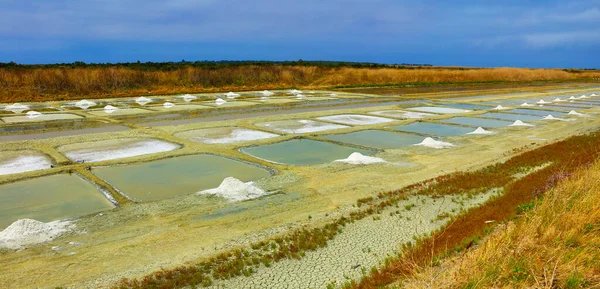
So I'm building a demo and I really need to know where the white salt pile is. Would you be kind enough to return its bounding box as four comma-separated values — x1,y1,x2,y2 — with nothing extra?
75,100,96,110
509,120,534,127
261,90,274,96
334,152,386,165
25,111,42,118
543,114,570,121
135,96,152,106
289,89,302,95
215,98,227,105
0,219,74,250
0,155,52,175
182,94,197,102
568,110,588,117
163,102,175,108
493,105,507,110
467,127,495,135
104,105,118,113
537,99,550,104
4,103,30,113
569,96,577,100
579,95,588,99
591,93,597,97
414,137,454,149
553,98,566,102
296,94,305,99
226,92,240,99
197,177,267,202
330,93,337,97
520,102,533,107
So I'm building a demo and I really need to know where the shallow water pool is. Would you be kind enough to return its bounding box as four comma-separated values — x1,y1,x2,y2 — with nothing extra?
93,154,271,202
174,127,278,144
507,109,566,116
1,113,83,124
241,139,374,165
407,106,471,114
479,112,542,122
0,174,114,229
441,117,512,128
323,130,424,149
390,122,473,136
436,103,494,111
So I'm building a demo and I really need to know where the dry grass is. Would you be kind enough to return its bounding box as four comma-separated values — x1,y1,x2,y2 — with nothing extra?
399,160,600,289
1,66,599,102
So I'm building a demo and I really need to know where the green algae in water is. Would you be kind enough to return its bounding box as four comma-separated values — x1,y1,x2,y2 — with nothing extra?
323,130,423,149
0,174,114,229
441,117,512,128
391,122,473,136
241,139,375,165
93,154,271,202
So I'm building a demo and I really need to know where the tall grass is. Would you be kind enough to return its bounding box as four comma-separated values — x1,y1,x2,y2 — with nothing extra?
1,66,598,102
400,160,600,289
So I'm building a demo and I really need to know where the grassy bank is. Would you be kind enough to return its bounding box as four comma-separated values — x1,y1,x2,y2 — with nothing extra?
399,160,600,289
1,64,599,102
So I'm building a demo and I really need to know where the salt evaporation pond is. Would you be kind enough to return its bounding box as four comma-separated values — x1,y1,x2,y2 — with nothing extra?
174,127,279,144
436,103,494,110
390,122,473,136
316,114,396,125
255,120,348,134
1,113,83,124
441,117,512,128
87,108,152,116
0,174,114,229
507,109,566,116
479,112,542,122
241,139,374,165
369,110,436,119
0,150,52,175
407,106,471,114
93,155,270,201
59,138,180,163
323,130,423,149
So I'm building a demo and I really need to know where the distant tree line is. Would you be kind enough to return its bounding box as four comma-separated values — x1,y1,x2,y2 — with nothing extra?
0,60,434,71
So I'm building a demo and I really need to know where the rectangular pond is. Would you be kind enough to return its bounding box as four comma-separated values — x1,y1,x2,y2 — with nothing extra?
174,127,278,144
93,154,271,202
255,119,349,134
0,174,114,229
478,112,542,122
316,114,396,125
323,130,424,149
507,109,566,116
441,117,513,128
407,106,471,114
390,122,474,136
436,103,494,111
1,113,83,124
241,139,375,165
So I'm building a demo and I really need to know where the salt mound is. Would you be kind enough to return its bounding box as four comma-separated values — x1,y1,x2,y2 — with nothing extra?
289,89,302,95
568,110,587,117
135,96,151,105
537,99,550,104
26,111,42,118
569,96,577,100
591,93,597,97
467,127,495,135
296,94,305,99
579,95,588,99
553,98,566,102
493,105,507,110
330,93,337,97
75,100,96,109
261,90,274,96
215,98,226,105
4,103,30,113
163,102,175,108
182,94,197,102
226,92,240,99
414,137,454,149
104,105,118,113
197,177,267,202
543,114,571,121
509,120,534,127
520,102,533,107
0,219,74,250
334,152,386,165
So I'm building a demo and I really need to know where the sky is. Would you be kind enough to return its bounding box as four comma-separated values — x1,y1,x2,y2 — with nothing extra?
0,0,599,67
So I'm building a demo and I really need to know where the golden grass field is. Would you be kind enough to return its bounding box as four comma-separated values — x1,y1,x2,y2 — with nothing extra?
1,65,599,102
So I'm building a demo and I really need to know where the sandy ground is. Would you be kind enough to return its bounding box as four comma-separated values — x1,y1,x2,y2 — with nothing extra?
0,85,598,288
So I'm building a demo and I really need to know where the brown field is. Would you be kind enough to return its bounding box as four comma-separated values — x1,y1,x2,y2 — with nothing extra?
1,65,599,102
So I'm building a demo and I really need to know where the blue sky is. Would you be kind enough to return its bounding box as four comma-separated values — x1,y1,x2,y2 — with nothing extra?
0,0,599,67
